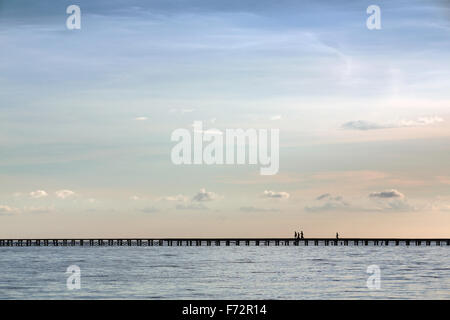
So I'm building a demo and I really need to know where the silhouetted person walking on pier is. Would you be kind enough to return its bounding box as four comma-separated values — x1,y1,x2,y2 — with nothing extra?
300,231,304,239
336,232,339,239
294,231,297,239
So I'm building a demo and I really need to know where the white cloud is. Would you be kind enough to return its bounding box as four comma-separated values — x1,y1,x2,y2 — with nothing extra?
30,190,48,199
192,188,219,202
130,195,140,200
368,190,415,211
263,190,290,199
369,189,404,199
55,189,75,199
134,116,148,121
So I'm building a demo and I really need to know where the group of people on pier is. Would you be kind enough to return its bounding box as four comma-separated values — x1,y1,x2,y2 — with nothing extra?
294,231,304,239
294,232,340,239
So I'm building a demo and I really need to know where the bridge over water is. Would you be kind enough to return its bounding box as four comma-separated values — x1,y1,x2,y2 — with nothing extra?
1,238,449,247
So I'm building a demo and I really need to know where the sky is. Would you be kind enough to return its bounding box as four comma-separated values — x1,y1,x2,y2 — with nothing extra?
0,0,449,238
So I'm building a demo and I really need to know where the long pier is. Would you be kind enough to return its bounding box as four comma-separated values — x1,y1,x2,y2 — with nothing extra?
0,238,449,247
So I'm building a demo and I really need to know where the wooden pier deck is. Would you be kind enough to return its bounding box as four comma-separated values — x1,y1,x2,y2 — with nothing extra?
0,238,449,247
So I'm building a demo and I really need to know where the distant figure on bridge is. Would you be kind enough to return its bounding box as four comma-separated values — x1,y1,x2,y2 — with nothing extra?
294,231,298,239
300,231,304,239
336,232,339,239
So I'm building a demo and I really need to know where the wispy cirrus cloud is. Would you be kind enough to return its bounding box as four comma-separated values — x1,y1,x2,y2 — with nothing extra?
23,206,54,214
240,206,280,213
0,205,19,215
342,116,444,131
141,207,160,213
176,203,208,210
270,115,282,121
305,194,349,212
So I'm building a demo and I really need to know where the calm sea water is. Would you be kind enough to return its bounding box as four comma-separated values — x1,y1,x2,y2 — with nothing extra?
0,246,449,299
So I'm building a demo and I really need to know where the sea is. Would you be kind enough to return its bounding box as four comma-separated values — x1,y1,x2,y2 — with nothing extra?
1,246,449,299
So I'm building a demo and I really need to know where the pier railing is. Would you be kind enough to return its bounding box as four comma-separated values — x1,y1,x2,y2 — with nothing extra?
0,238,449,247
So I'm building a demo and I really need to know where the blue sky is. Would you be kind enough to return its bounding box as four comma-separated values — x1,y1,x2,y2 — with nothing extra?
0,0,449,237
